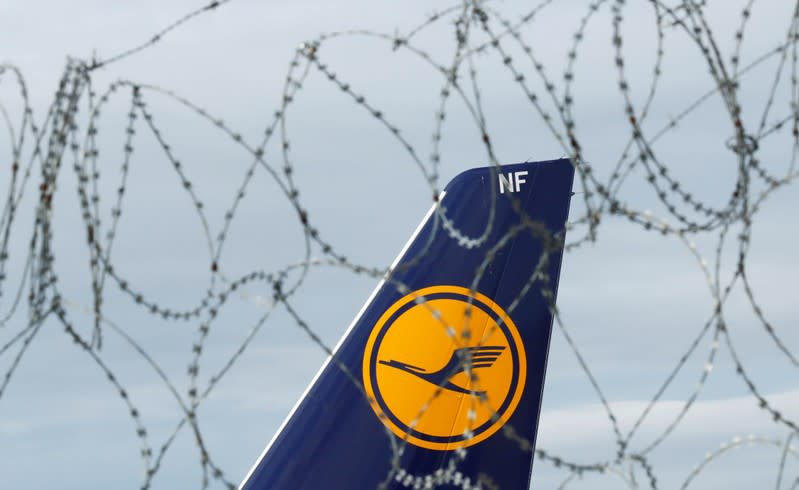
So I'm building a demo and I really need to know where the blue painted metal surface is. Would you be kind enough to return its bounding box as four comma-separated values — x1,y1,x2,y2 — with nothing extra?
240,159,574,490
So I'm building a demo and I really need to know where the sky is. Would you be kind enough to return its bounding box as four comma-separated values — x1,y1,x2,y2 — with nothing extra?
0,0,798,489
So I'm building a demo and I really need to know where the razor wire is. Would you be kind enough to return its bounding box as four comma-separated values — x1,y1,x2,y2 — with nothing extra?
1,0,798,488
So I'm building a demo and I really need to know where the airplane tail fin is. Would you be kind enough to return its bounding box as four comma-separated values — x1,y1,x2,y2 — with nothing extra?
240,159,574,489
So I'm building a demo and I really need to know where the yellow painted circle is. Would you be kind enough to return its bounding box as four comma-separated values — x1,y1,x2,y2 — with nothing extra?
363,285,527,450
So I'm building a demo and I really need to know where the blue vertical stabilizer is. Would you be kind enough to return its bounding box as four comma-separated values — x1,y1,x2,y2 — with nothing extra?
240,159,574,489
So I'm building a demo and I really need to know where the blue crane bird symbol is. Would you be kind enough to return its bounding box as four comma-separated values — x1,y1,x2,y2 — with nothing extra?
378,346,505,396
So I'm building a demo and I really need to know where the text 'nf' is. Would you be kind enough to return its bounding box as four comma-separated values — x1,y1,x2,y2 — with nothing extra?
498,171,528,194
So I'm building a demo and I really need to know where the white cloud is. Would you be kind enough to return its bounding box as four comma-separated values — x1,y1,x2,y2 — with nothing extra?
535,389,799,488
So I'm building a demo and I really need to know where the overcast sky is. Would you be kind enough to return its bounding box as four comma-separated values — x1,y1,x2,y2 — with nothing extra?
1,1,798,489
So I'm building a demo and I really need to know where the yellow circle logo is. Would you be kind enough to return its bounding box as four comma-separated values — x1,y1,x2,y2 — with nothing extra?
363,285,527,450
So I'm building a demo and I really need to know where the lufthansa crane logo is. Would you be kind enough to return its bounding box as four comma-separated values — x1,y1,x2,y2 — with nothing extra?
363,285,527,451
